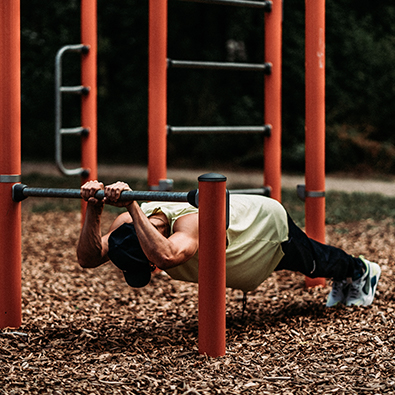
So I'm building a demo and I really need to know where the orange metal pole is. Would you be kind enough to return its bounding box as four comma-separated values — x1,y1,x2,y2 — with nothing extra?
0,0,22,328
305,0,326,287
264,0,282,202
148,0,167,190
198,173,227,357
81,0,97,217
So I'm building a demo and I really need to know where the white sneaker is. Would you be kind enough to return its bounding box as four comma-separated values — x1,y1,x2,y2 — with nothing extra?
346,257,381,307
326,279,349,307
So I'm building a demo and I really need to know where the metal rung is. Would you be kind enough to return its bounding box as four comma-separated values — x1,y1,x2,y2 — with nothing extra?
168,59,271,73
230,187,271,197
60,86,90,95
177,0,272,10
168,125,271,135
60,127,89,136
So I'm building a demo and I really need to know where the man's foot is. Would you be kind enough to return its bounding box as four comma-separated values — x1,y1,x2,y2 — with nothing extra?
326,279,349,307
346,257,381,307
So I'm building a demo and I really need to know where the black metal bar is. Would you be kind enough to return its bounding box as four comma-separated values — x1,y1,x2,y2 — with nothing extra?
60,86,90,95
167,125,271,136
176,0,272,10
230,187,271,197
60,127,90,136
12,184,272,206
168,59,271,73
12,184,198,207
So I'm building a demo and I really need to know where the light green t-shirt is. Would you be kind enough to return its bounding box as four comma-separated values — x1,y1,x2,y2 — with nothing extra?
141,194,289,292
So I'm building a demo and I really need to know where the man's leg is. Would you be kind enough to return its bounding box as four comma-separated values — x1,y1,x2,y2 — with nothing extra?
275,213,364,281
276,213,380,307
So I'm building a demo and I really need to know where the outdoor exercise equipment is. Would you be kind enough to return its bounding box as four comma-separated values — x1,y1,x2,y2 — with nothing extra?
304,0,326,287
148,0,326,287
11,183,266,206
0,0,97,328
0,0,327,352
148,0,281,202
11,174,229,357
0,0,22,330
12,184,199,206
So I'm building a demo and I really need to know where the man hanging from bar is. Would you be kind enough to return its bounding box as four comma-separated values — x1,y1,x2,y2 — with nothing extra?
77,180,381,307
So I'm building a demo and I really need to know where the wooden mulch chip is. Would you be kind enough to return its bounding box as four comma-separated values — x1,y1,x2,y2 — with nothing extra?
1,211,395,394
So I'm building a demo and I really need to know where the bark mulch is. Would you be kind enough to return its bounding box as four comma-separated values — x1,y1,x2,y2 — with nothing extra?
1,210,395,394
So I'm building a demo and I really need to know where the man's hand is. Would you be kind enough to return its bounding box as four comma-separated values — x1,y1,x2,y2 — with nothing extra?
103,181,133,207
81,180,105,207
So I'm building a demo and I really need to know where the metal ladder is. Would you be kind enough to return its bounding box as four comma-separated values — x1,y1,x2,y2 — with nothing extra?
54,44,90,177
167,0,273,138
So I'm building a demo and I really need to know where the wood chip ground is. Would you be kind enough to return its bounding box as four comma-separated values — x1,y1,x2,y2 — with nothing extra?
1,210,395,394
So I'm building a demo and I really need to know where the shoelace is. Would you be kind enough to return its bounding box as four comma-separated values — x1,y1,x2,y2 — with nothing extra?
331,280,348,296
348,278,363,299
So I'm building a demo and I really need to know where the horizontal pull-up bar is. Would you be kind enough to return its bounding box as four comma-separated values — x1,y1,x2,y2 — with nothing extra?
177,0,272,10
168,59,272,73
167,125,272,135
12,184,271,207
12,184,199,208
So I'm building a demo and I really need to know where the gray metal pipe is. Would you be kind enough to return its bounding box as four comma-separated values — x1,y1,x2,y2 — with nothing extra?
177,0,272,10
12,184,270,205
168,59,271,73
167,125,271,135
12,184,198,207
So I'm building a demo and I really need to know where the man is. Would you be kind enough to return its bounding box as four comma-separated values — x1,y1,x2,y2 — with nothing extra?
77,180,381,307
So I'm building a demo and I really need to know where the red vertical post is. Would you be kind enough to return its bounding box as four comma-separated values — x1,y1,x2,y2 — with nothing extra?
81,0,97,217
305,0,326,287
148,0,167,190
198,173,227,357
0,0,22,328
264,0,282,202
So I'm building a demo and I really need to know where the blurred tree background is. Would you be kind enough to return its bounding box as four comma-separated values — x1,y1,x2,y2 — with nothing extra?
20,0,395,173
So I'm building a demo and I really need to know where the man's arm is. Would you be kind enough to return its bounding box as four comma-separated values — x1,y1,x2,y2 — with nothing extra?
76,181,106,268
102,181,199,270
77,180,199,270
77,180,122,268
127,201,198,270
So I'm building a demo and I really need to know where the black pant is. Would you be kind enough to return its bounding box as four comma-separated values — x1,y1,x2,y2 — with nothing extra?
276,213,364,281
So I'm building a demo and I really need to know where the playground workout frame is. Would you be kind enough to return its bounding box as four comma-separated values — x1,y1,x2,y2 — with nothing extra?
148,0,326,286
12,175,229,358
0,0,326,356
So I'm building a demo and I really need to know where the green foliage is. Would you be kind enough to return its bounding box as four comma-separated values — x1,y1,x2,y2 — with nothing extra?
19,1,395,172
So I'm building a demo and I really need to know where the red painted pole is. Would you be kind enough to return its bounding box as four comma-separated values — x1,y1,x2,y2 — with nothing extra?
81,0,97,218
198,173,227,357
0,0,22,328
264,0,282,202
148,0,167,190
305,0,326,288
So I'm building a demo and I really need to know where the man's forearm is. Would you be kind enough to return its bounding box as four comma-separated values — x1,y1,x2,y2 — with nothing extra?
77,204,105,268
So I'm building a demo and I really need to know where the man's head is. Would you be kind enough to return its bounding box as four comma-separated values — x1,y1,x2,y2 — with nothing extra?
108,223,154,287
